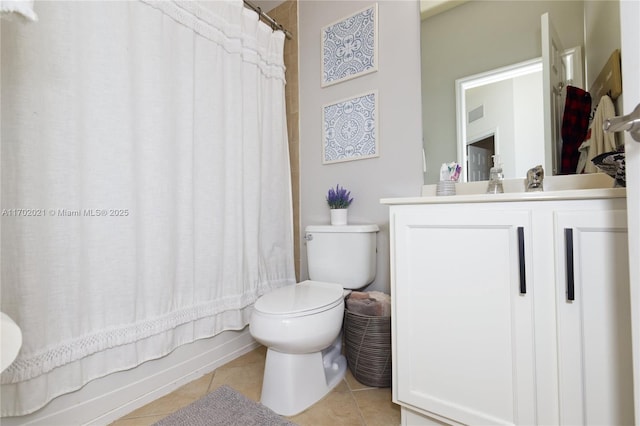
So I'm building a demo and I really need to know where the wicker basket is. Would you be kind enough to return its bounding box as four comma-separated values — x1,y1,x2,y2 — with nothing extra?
343,309,392,388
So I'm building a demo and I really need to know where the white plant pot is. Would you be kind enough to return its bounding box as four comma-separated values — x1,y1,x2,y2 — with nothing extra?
330,209,348,226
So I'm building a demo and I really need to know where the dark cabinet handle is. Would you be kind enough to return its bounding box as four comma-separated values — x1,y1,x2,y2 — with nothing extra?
518,227,526,294
565,228,575,301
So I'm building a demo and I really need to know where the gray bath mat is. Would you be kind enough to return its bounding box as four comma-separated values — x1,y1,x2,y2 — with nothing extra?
153,385,297,426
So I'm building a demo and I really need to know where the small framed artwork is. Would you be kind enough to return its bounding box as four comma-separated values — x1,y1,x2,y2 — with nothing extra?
323,91,378,164
321,4,378,87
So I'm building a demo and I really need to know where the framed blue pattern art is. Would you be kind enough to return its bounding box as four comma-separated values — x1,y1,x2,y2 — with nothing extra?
321,4,378,87
323,91,378,164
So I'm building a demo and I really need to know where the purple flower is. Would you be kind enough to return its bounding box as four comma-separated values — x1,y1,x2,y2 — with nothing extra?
326,184,354,209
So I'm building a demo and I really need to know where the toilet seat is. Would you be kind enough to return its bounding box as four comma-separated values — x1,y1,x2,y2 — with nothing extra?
254,280,344,317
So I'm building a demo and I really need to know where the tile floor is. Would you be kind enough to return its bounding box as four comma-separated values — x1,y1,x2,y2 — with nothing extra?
111,345,400,426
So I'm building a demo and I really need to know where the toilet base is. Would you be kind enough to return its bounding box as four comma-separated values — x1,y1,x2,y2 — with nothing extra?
260,336,347,416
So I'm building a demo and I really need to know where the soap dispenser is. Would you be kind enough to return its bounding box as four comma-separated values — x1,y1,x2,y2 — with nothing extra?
486,155,504,194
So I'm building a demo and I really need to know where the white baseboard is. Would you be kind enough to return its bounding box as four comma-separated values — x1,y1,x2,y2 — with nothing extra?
2,328,259,426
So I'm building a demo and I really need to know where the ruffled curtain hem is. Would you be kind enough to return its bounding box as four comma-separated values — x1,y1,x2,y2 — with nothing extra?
1,276,292,384
0,276,294,416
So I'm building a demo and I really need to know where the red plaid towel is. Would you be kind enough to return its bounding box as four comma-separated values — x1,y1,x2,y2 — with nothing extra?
560,86,592,174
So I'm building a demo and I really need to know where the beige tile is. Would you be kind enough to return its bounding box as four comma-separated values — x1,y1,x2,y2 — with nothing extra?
344,369,376,391
352,388,401,426
209,347,266,402
270,0,296,33
287,381,365,426
120,373,213,418
288,111,299,138
283,70,297,108
216,345,266,369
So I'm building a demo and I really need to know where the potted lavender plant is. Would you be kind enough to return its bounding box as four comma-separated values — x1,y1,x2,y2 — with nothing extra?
326,184,353,225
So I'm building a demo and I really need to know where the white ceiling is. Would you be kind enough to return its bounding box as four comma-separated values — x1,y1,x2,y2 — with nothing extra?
420,0,469,20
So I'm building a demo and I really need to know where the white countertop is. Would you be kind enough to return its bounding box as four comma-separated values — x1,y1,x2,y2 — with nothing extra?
381,174,626,205
381,187,626,205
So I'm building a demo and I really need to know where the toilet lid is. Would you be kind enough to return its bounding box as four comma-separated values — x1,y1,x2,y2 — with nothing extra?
255,280,344,316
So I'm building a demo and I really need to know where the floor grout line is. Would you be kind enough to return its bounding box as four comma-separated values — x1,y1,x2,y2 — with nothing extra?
350,386,369,426
206,370,216,393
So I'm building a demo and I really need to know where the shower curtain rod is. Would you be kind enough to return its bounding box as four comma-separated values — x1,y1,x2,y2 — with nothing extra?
243,0,293,40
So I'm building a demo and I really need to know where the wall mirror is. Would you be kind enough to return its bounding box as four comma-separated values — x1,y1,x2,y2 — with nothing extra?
420,0,621,184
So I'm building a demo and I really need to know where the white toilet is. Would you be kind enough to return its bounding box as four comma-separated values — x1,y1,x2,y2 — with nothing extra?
249,224,379,416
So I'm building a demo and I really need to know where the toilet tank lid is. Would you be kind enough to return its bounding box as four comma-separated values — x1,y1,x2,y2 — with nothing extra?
305,224,379,233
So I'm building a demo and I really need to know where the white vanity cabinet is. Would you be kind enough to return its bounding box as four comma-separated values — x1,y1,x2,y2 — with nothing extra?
553,209,634,425
392,206,536,425
384,191,632,426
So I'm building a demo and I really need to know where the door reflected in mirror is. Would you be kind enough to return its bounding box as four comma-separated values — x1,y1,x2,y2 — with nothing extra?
467,134,494,182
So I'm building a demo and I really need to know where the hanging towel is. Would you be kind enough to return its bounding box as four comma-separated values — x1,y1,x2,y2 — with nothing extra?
0,0,37,21
577,95,617,174
560,86,591,174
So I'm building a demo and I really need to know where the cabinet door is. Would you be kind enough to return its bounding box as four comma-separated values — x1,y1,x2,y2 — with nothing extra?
392,206,536,425
555,209,634,425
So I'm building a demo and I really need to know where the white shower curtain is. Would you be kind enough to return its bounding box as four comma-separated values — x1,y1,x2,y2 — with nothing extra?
0,0,295,416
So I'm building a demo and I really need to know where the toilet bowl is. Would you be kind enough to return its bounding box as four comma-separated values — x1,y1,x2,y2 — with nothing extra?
250,224,379,416
250,280,347,416
250,280,345,353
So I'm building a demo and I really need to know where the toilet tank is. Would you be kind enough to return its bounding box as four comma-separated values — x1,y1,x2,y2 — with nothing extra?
305,224,379,289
